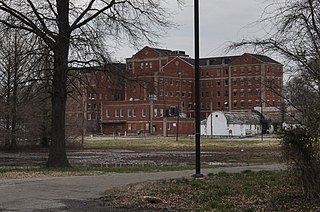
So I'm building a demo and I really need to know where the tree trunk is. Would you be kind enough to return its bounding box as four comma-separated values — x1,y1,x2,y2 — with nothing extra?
46,0,71,167
46,50,70,167
10,36,19,150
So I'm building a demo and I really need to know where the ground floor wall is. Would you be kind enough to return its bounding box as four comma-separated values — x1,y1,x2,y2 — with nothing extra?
101,118,194,136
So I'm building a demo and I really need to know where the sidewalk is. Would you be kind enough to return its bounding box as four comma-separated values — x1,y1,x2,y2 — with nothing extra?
0,164,285,211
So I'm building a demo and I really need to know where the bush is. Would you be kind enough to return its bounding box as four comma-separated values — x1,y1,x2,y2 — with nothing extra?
280,127,320,199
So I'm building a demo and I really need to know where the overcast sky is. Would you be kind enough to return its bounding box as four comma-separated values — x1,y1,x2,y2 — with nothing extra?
113,0,269,61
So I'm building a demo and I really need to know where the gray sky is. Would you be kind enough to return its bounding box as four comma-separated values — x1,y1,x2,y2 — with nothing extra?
113,0,269,61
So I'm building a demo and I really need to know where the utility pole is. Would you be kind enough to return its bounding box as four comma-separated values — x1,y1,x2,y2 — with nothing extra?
194,0,202,177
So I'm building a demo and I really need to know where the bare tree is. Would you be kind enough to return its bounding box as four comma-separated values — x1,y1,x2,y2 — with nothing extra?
0,26,44,150
230,0,320,199
0,0,178,167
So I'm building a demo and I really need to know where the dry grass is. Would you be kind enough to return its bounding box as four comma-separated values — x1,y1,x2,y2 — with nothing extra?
84,136,280,151
99,170,320,211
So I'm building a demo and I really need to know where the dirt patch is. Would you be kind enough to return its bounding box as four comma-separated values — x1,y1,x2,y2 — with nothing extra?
0,146,282,167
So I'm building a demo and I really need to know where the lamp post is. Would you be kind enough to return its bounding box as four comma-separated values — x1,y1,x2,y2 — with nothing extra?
194,0,202,177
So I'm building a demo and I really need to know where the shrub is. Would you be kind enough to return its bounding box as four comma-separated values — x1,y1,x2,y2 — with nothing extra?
280,127,320,199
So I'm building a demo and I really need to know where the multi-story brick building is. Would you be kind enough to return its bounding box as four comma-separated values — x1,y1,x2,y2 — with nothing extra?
66,46,283,136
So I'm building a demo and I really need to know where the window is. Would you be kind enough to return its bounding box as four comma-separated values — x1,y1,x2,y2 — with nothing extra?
240,78,244,86
206,102,210,109
217,102,221,108
120,109,123,117
240,101,245,108
88,93,96,99
115,109,119,117
248,66,252,74
153,108,157,117
224,90,229,97
217,81,220,87
92,112,96,120
217,91,220,97
233,79,237,85
232,67,237,75
256,89,260,96
128,124,132,130
87,113,91,120
150,62,153,68
255,77,260,84
240,89,245,97
248,89,252,97
233,101,237,108
188,92,192,98
248,100,253,108
142,109,146,117
233,90,237,97
160,109,164,117
132,109,136,117
225,79,228,86
106,109,110,118
159,90,163,96
255,100,261,107
140,63,144,69
240,67,245,75
255,66,260,74
188,102,192,109
128,109,132,117
182,80,186,85
87,103,91,110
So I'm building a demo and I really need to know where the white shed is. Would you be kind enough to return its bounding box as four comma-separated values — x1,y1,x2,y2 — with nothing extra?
201,111,262,137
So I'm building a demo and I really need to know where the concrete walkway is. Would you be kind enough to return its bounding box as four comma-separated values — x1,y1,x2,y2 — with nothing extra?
0,164,285,211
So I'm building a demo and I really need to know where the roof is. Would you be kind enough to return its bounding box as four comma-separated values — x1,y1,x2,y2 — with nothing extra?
178,53,280,67
248,54,281,64
224,112,261,125
152,48,175,56
200,56,239,66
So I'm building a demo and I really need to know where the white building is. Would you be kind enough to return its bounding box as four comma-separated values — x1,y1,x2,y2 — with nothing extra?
201,111,265,137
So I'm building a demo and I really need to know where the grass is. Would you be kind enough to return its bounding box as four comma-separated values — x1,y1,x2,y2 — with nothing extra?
83,136,279,151
100,170,320,211
0,165,217,179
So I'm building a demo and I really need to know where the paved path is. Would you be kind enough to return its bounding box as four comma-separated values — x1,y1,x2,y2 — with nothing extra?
0,164,285,211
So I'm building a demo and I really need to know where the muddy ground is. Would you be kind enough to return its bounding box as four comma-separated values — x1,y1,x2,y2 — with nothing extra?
0,146,282,167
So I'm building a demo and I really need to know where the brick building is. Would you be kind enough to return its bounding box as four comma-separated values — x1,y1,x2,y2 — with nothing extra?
66,46,283,136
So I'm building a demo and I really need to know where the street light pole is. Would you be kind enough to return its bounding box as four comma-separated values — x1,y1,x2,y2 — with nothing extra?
194,0,202,177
